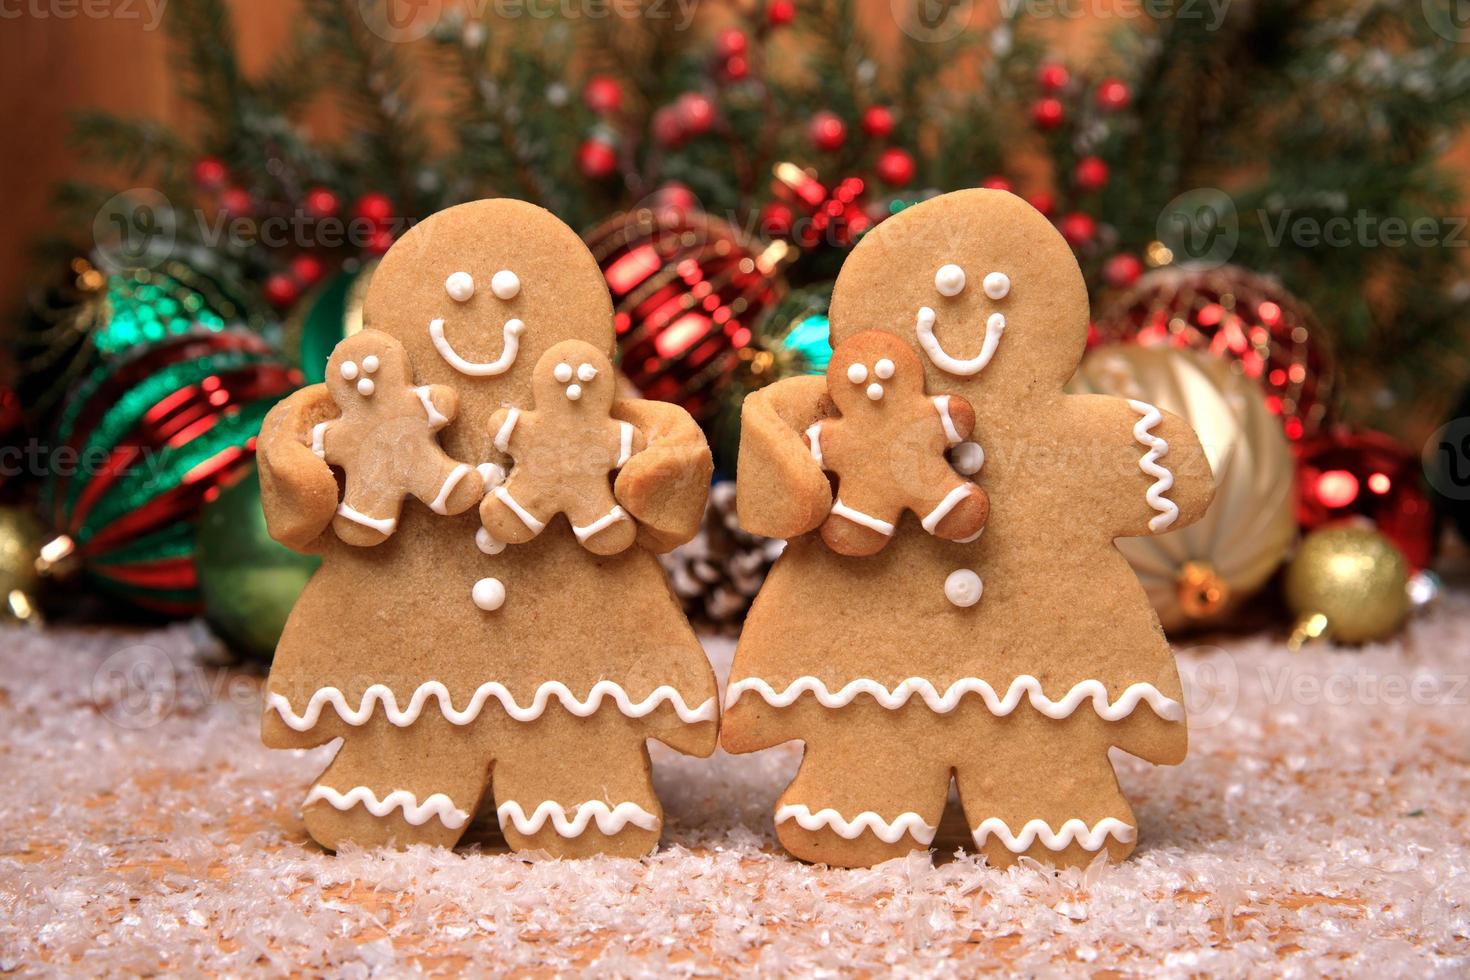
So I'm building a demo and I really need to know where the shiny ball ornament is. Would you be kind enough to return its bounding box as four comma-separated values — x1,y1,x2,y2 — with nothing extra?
583,75,623,114
861,105,895,139
1031,97,1064,130
1096,77,1131,111
1059,212,1096,247
1297,427,1435,570
876,147,916,187
675,93,716,136
577,138,619,180
38,331,300,615
1103,253,1144,289
1074,156,1109,192
767,0,795,25
1285,525,1410,646
809,111,847,152
196,464,319,660
1092,264,1333,441
1069,346,1296,633
0,506,46,624
280,259,376,385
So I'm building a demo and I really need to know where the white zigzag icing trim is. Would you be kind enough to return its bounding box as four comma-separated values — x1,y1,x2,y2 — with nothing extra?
304,785,469,829
972,817,1135,853
267,680,718,731
725,675,1183,722
498,800,660,838
1127,399,1179,532
776,804,937,845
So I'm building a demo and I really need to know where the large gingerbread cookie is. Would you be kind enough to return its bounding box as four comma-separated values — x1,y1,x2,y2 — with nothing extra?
724,189,1216,869
257,199,717,857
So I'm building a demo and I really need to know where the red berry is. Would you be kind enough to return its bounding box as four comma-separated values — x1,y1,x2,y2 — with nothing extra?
861,105,895,139
675,92,715,136
1059,212,1097,247
1026,191,1056,217
290,254,325,286
875,147,916,187
192,157,227,190
220,187,252,215
761,201,795,237
1096,77,1131,112
767,0,795,26
263,273,299,308
1037,63,1070,93
724,55,749,81
1073,156,1109,192
716,28,747,58
365,226,396,255
981,175,1013,192
809,111,846,152
354,193,395,225
1032,97,1064,130
652,106,684,147
1103,253,1143,289
583,75,623,114
304,187,339,219
577,138,619,180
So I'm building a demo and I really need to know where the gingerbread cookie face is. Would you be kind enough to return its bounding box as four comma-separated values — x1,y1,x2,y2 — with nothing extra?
806,331,988,556
725,189,1215,870
480,340,645,556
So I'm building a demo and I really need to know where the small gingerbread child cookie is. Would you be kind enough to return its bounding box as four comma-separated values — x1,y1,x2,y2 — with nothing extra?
316,331,484,546
480,340,646,556
805,331,989,556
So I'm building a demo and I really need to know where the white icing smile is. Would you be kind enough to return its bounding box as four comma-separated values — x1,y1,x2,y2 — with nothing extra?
915,306,1005,377
429,317,524,376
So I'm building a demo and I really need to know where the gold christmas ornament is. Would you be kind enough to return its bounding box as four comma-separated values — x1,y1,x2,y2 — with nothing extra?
1285,525,1410,647
0,506,47,624
1068,346,1296,632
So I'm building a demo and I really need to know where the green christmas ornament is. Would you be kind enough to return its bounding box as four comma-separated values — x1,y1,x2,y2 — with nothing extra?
196,464,319,660
281,260,376,384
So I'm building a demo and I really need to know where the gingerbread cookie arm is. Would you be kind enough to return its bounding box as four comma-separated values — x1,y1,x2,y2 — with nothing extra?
414,384,460,430
258,385,340,552
1066,394,1215,539
612,398,711,554
736,375,834,539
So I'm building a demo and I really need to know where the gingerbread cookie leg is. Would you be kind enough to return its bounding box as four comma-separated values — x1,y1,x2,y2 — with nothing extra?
955,711,1137,869
565,492,636,556
915,477,989,544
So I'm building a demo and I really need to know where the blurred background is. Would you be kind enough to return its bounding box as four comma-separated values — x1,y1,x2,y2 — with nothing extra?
1,0,1469,653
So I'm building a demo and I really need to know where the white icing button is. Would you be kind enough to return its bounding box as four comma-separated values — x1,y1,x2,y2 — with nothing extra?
983,272,1011,300
565,384,582,401
952,441,985,475
935,264,966,297
472,577,506,611
357,378,375,397
875,358,895,380
340,361,359,381
491,270,521,300
847,363,868,385
577,362,598,382
475,528,506,555
445,272,475,302
361,355,380,373
945,569,983,608
553,363,574,383
866,383,885,401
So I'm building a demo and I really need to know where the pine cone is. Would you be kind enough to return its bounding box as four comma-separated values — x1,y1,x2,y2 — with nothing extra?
660,481,784,634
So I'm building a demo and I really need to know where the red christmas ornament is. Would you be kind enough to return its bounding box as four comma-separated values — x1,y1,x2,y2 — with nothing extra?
652,107,684,147
770,162,871,248
676,92,716,136
304,187,340,219
861,105,895,139
584,190,790,420
1096,77,1131,112
1031,98,1064,130
724,55,749,81
1102,253,1143,289
583,75,623,114
1074,156,1109,192
354,193,395,225
760,201,795,237
1296,427,1435,569
875,148,916,187
1037,62,1070,92
1091,265,1334,441
263,273,300,308
716,28,747,57
192,157,228,190
577,138,619,179
981,175,1013,192
220,187,252,216
1026,191,1056,217
290,254,325,287
809,111,847,152
767,0,795,26
365,226,396,255
1059,212,1096,246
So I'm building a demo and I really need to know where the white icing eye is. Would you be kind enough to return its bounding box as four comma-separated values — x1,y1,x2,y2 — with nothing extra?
935,264,966,297
866,383,884,401
565,384,583,401
472,577,506,611
553,363,574,383
983,272,1010,300
874,358,895,380
491,270,521,300
340,361,359,381
362,355,380,374
577,363,598,382
945,568,983,607
357,378,375,397
847,363,869,384
445,272,475,302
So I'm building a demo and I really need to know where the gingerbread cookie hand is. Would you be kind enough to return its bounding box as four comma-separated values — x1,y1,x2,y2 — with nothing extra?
806,331,989,556
317,330,485,547
479,340,644,556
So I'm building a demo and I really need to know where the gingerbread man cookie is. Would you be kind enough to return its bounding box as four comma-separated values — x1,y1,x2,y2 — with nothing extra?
724,189,1215,869
313,332,485,546
480,341,645,557
805,331,988,556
